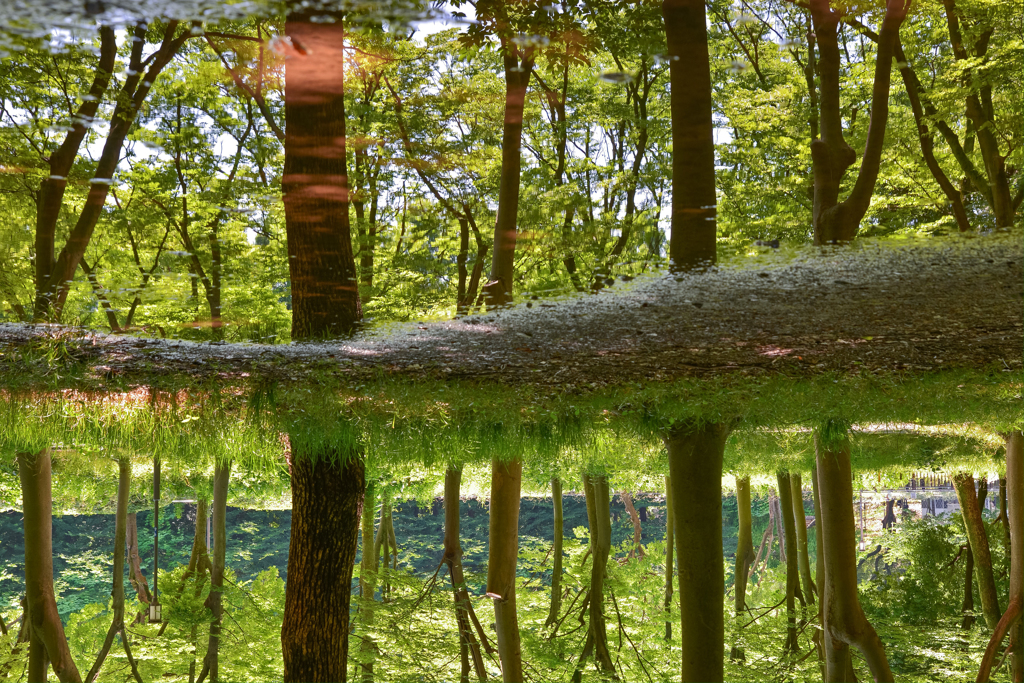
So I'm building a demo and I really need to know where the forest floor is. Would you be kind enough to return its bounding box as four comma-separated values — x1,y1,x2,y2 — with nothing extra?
1,234,1020,392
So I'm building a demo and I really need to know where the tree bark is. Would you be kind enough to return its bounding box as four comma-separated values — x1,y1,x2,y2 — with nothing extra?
1005,433,1022,682
620,490,644,558
962,538,977,630
664,474,675,641
790,473,817,605
282,11,361,338
19,448,82,682
203,460,231,683
808,0,909,244
487,458,523,682
359,482,377,683
545,477,564,627
578,474,614,675
663,0,718,270
125,513,151,608
777,471,802,652
815,428,893,682
664,421,731,682
734,476,754,614
812,464,827,678
486,42,534,307
282,449,365,682
953,473,1002,630
444,466,486,683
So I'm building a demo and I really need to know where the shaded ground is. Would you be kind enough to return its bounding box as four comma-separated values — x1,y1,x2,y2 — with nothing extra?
1,236,1020,391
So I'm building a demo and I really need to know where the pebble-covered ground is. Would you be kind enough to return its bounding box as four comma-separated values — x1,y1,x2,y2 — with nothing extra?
1,235,1021,390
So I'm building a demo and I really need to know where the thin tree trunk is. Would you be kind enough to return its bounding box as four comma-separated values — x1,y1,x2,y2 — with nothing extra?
487,457,523,683
734,477,754,614
962,539,977,630
664,421,732,683
545,477,564,628
953,473,1002,630
664,474,674,641
777,471,802,652
282,11,361,338
125,513,151,607
790,473,817,605
203,461,231,683
663,0,718,270
282,448,365,682
85,458,141,683
620,490,644,558
811,464,827,679
815,427,893,682
359,482,377,683
444,466,486,683
19,448,82,682
578,474,614,675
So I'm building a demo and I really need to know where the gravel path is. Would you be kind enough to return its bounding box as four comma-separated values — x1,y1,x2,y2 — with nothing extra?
1,236,1021,390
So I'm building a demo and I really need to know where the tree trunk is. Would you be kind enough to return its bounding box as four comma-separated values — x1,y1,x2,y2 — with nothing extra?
1008,433,1023,683
664,421,731,682
808,0,909,244
790,473,817,605
545,477,564,628
777,471,802,652
19,448,82,682
664,474,675,641
734,477,754,614
359,482,377,683
487,457,523,683
952,473,1002,630
282,450,365,682
577,474,614,675
962,540,977,630
486,45,534,307
815,428,893,682
203,460,231,683
620,490,644,558
282,11,361,338
85,458,141,683
444,466,486,683
662,0,718,270
812,464,827,678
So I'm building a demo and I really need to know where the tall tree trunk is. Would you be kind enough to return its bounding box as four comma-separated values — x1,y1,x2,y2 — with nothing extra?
777,471,802,653
545,477,564,628
790,473,817,605
85,458,141,683
19,448,82,682
1007,433,1022,682
486,44,534,307
815,427,893,682
734,477,754,614
577,474,614,675
952,473,1002,630
620,490,644,558
203,461,231,683
444,467,486,683
811,464,827,678
125,511,151,621
664,474,675,641
663,0,718,270
962,537,977,630
282,11,361,338
664,421,731,683
487,457,523,683
282,449,365,682
808,0,909,244
359,482,377,683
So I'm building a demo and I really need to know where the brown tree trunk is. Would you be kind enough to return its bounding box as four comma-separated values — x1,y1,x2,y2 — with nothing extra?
734,477,754,615
962,541,977,630
664,421,732,682
953,473,1002,630
777,471,803,652
282,450,365,682
444,467,486,683
664,474,675,641
812,464,827,678
790,473,817,605
545,477,564,628
815,428,893,682
620,490,644,558
85,458,141,683
203,461,231,683
282,11,361,338
577,474,614,676
808,0,909,244
663,0,718,270
359,482,377,683
486,43,535,307
487,458,523,682
19,448,82,682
